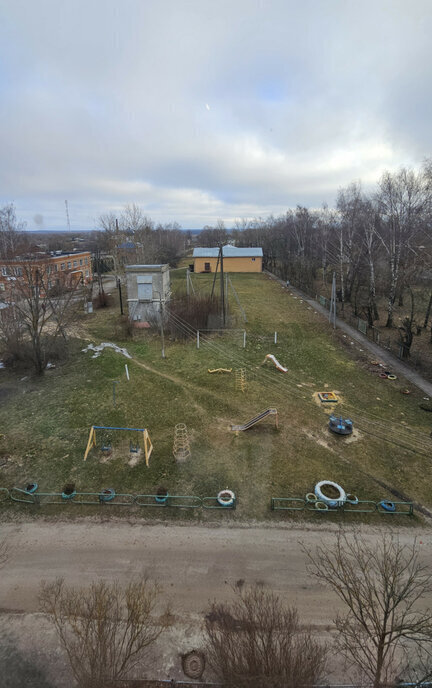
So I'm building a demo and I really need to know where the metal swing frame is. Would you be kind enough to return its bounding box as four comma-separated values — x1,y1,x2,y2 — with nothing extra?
84,425,153,466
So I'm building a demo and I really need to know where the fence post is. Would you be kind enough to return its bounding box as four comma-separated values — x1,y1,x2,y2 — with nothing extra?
274,331,277,344
197,331,200,349
243,330,246,348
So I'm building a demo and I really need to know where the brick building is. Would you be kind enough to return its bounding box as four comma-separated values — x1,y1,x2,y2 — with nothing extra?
0,251,92,295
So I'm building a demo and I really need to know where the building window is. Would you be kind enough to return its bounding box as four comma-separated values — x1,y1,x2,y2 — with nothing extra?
67,261,71,269
61,263,65,271
79,259,83,266
252,257,256,261
85,257,88,265
85,270,89,277
14,267,23,276
73,260,78,268
1,267,7,276
54,264,58,272
204,262,211,272
0,283,5,291
48,280,52,289
47,265,52,274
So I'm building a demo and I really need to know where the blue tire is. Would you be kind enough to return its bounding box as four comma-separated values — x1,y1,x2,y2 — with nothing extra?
99,488,116,502
62,490,76,500
379,500,395,512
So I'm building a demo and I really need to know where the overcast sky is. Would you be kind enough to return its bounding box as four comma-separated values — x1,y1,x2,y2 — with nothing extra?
1,0,431,230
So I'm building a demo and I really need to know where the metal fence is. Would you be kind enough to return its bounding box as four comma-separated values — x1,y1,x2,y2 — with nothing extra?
271,497,414,516
7,488,236,511
315,292,426,368
111,679,432,687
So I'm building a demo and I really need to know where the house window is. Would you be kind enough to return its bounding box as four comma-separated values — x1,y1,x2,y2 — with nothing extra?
48,280,52,289
14,267,23,276
1,267,7,276
252,257,256,261
67,261,71,269
204,262,211,272
85,257,88,265
73,260,78,268
54,264,58,272
0,283,5,291
85,270,89,277
79,259,83,266
47,265,52,274
61,263,65,271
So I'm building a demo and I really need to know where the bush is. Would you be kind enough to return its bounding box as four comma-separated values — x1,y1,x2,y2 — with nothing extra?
93,292,114,309
167,293,230,338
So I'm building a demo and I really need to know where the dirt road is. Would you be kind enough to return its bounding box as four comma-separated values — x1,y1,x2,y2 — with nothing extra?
1,520,431,685
1,520,431,618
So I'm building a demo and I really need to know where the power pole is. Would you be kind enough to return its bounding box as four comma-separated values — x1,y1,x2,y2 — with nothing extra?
220,245,225,327
329,271,336,328
156,291,166,358
117,277,124,315
65,200,71,232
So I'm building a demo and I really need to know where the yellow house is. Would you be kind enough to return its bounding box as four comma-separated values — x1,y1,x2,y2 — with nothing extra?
193,246,263,273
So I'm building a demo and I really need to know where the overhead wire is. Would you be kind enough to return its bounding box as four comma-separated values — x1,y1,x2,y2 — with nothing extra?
165,307,432,457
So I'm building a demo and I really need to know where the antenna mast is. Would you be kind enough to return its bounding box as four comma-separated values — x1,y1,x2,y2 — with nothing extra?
65,200,71,232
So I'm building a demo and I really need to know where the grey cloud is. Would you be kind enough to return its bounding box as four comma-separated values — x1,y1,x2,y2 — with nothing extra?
0,0,431,228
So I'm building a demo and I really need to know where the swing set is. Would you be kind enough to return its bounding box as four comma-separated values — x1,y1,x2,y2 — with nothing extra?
84,425,153,466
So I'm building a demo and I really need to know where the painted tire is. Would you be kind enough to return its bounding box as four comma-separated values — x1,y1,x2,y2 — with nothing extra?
379,373,388,378
379,500,395,512
155,494,168,504
305,492,317,503
61,490,76,500
314,480,346,508
217,489,235,507
25,482,38,494
387,375,397,380
99,488,116,502
315,501,328,511
346,493,359,505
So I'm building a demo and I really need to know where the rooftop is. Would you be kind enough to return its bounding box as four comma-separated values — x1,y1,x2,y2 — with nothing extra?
193,245,263,258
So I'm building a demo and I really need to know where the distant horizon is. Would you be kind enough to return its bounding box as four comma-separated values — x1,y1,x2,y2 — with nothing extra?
22,227,204,234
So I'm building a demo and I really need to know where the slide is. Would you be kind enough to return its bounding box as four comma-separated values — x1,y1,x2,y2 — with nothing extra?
263,353,288,373
231,407,278,432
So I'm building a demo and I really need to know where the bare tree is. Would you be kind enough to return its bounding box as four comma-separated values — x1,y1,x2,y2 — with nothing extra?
375,167,432,327
305,532,432,688
204,584,327,688
0,203,26,259
39,576,171,688
0,260,81,373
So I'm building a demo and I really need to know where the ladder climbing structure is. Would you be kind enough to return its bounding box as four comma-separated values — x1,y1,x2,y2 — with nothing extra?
231,407,278,432
173,423,191,463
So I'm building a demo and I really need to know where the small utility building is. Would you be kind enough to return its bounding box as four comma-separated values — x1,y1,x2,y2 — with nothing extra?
193,245,263,273
125,264,170,323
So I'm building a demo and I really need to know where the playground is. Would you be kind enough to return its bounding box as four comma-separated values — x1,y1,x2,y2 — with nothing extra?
0,271,431,521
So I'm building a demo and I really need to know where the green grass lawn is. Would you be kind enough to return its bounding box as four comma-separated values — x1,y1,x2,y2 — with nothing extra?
0,271,430,523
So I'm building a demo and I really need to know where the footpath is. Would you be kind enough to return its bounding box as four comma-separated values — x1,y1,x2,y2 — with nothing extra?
266,271,432,398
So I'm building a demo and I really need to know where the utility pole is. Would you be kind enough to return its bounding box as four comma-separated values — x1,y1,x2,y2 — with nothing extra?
65,200,71,232
117,277,124,315
155,291,166,358
329,271,336,328
220,245,225,327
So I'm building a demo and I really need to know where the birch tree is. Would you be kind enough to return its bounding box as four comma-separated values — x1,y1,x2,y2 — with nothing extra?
375,167,432,327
